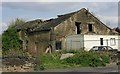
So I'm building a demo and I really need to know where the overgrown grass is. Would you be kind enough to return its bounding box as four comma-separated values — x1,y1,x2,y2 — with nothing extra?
36,50,111,70
38,52,72,70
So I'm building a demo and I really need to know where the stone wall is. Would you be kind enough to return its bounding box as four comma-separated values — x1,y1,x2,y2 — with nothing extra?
18,8,112,55
54,9,111,40
26,31,51,56
74,9,111,35
54,9,111,50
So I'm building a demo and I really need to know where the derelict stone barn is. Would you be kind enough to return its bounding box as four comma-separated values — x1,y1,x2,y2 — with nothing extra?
17,8,115,56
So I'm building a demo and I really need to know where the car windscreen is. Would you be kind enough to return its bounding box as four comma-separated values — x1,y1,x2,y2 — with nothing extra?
91,47,98,50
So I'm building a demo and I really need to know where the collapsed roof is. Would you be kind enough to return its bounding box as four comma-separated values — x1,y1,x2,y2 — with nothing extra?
17,8,111,32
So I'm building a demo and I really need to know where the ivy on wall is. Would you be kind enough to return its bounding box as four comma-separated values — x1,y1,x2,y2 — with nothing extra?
2,18,25,51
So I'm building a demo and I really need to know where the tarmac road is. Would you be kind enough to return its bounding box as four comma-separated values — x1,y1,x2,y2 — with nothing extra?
39,63,119,74
1,63,120,74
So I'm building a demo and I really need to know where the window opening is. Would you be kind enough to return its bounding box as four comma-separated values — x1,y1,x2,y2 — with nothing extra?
75,22,81,34
88,24,93,32
100,38,103,45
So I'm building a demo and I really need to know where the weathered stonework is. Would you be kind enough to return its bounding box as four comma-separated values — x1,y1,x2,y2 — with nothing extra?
17,8,115,56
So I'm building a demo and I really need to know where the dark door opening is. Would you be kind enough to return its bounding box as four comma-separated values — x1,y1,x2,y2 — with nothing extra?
75,22,81,34
56,41,62,50
100,38,103,45
88,24,93,32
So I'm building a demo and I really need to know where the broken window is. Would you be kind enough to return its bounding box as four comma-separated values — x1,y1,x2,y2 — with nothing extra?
56,41,62,50
75,22,81,34
88,24,93,32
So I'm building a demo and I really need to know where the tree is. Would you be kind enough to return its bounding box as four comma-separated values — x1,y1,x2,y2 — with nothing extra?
9,18,25,28
2,18,25,51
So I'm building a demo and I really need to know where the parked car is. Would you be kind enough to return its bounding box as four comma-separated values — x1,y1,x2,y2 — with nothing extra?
90,46,118,62
89,46,118,54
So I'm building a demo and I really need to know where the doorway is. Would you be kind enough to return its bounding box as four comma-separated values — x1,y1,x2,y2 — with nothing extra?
56,41,62,50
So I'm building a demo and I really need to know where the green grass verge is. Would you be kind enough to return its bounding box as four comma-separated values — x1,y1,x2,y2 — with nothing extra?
36,50,111,70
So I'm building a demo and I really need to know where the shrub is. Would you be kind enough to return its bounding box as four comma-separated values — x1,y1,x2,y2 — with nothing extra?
2,18,25,51
62,51,110,67
36,50,111,70
2,28,22,51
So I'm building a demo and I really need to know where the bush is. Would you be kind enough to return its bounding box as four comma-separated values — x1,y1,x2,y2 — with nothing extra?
36,50,111,70
2,18,25,51
2,28,22,51
62,51,110,67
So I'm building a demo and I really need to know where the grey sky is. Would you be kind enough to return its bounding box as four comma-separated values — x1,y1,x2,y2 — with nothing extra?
1,2,119,34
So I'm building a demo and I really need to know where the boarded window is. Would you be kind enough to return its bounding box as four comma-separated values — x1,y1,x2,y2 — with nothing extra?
100,38,103,45
75,22,81,34
110,38,116,46
88,24,93,32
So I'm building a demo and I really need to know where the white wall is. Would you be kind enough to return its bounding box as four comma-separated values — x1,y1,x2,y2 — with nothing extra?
84,35,120,51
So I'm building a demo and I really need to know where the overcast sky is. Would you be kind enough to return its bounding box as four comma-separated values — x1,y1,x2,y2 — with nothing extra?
0,0,119,34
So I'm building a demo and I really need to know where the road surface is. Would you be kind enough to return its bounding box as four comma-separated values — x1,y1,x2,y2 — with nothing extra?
39,63,119,73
